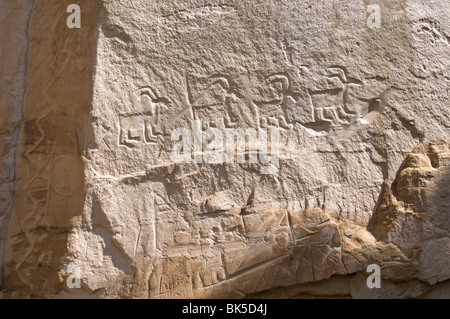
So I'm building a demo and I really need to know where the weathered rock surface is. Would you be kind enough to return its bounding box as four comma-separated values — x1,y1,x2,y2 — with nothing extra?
0,0,449,298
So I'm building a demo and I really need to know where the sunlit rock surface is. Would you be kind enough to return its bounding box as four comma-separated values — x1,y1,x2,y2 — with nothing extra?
0,0,449,298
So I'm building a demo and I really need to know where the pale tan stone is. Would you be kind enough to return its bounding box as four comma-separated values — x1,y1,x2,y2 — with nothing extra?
0,0,449,299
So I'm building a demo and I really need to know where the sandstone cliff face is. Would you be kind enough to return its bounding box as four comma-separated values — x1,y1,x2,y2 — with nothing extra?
0,0,449,298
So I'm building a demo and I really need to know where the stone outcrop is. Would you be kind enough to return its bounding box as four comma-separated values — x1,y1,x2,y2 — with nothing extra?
0,0,449,298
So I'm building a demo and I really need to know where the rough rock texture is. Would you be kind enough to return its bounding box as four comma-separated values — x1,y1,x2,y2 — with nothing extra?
0,0,449,298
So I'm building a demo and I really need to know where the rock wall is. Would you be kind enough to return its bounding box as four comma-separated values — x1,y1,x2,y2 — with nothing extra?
0,0,449,298
1,0,99,297
0,0,34,292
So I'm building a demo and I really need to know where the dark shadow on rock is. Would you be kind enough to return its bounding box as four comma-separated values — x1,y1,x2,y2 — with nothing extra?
1,0,101,298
